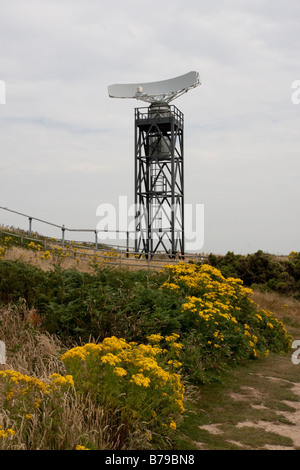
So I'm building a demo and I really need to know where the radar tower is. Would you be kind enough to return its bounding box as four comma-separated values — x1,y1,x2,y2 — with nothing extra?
108,71,200,257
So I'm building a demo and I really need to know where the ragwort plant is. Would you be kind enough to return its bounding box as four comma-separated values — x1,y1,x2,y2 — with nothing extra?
160,262,292,383
0,369,74,450
61,334,185,447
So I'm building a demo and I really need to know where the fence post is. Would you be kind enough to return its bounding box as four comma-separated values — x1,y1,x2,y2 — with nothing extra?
61,225,65,248
126,231,129,258
28,217,32,236
95,230,98,251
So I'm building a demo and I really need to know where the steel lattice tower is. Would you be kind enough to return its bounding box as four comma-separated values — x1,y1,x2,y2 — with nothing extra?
108,71,200,257
134,103,184,256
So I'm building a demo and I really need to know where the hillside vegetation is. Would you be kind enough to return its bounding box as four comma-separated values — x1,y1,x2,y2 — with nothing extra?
208,250,300,298
0,232,295,450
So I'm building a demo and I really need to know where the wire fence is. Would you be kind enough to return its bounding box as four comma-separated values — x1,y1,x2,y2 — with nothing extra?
0,206,208,269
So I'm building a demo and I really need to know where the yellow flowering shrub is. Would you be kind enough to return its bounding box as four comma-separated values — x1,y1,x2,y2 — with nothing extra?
159,262,291,383
0,369,74,448
0,370,51,411
61,335,185,443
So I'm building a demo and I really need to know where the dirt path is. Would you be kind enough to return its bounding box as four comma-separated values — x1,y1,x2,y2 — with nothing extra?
178,326,300,450
232,378,300,449
196,368,300,450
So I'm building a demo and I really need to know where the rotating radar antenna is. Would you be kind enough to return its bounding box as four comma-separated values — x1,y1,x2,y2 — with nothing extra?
108,71,200,104
107,71,201,257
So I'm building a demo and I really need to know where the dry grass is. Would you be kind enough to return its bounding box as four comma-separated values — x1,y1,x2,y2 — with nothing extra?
3,246,95,273
251,289,300,328
2,245,197,273
0,303,64,377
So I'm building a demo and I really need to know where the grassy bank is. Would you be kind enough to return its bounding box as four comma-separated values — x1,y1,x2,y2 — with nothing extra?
0,253,295,450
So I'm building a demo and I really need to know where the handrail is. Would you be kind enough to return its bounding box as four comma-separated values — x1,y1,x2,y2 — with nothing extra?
0,206,207,265
0,205,134,252
0,206,133,234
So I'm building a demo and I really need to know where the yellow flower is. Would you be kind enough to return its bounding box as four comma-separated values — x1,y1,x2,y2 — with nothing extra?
170,420,177,430
49,373,74,388
147,333,164,343
0,426,15,439
101,353,122,366
172,342,183,350
113,367,127,377
6,389,14,400
61,346,87,362
34,399,41,409
160,282,180,290
130,373,150,387
165,333,180,342
167,360,182,368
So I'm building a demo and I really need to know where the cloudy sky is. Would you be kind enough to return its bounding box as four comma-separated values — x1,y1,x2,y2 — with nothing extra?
0,0,299,254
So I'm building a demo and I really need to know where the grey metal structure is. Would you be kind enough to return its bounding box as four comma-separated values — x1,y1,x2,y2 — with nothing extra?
108,72,200,256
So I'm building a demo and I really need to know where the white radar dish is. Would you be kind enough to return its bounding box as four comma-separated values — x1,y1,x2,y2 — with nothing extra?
108,71,200,104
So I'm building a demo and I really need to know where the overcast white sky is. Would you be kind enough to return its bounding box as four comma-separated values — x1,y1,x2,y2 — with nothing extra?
0,0,299,254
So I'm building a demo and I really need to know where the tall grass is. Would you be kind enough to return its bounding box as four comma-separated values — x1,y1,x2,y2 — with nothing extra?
251,289,300,328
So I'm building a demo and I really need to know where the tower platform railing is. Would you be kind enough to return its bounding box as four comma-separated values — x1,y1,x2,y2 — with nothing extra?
135,105,184,128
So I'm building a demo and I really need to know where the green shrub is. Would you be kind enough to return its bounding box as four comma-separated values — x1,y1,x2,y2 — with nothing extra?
208,250,300,297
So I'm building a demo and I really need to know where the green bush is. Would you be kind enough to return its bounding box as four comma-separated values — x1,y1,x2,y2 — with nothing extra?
207,250,300,297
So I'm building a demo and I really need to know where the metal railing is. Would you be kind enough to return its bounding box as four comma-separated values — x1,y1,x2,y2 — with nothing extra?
0,206,207,269
0,205,132,250
135,105,184,128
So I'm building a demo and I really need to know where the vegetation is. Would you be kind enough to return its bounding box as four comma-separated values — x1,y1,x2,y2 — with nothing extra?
0,260,291,379
207,250,300,298
0,308,184,450
0,234,294,450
